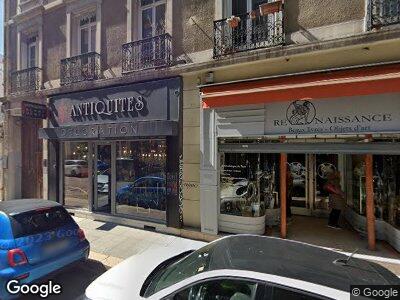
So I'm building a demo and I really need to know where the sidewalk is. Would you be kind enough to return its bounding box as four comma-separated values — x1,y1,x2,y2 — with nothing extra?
75,217,400,275
74,216,203,268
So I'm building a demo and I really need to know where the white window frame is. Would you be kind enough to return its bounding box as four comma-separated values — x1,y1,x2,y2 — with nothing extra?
78,14,97,54
66,0,102,58
138,0,167,39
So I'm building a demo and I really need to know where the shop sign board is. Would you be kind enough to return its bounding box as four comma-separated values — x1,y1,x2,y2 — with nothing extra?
49,77,181,127
265,93,400,135
22,101,47,119
39,121,178,140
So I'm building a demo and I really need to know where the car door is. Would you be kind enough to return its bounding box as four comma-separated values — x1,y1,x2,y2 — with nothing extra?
265,283,334,300
162,277,265,300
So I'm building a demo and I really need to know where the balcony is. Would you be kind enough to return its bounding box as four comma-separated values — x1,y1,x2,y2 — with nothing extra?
122,33,172,74
371,0,400,28
60,52,101,86
10,67,42,94
18,0,44,14
213,4,284,58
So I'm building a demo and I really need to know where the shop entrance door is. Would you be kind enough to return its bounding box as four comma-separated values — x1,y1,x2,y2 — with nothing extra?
288,154,310,215
310,154,340,217
94,142,113,213
288,154,342,217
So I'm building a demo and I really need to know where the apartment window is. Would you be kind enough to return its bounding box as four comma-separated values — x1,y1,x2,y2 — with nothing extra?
227,0,270,16
79,14,97,54
27,37,37,68
140,0,166,39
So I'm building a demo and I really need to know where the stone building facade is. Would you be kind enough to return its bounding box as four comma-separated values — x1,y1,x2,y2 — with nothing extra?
2,0,400,243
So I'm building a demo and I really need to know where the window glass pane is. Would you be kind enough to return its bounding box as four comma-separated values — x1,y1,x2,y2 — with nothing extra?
115,140,166,221
220,153,280,218
173,279,258,300
252,0,270,10
142,8,153,38
64,142,89,209
28,44,36,68
144,243,215,296
232,0,247,15
155,4,166,35
350,155,400,228
90,25,96,52
10,207,74,238
80,28,89,54
273,287,322,300
141,0,153,6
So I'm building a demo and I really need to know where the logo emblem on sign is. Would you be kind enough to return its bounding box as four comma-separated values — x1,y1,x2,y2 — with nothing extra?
286,100,316,125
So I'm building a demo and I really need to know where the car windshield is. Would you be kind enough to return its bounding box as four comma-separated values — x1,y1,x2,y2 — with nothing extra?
10,207,74,238
144,243,220,297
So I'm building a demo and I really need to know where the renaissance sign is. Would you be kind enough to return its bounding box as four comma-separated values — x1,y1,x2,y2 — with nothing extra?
265,94,400,135
49,77,181,127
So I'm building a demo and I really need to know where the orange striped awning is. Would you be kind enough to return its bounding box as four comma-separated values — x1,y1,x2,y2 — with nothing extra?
200,63,400,108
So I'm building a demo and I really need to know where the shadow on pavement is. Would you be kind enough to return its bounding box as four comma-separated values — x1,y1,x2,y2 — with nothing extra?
21,259,108,300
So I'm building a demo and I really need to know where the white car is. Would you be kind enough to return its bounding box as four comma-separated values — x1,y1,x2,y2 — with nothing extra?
84,235,400,300
64,160,88,177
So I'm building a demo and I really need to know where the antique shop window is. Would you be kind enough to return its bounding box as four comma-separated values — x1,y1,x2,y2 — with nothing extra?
115,140,167,221
220,153,280,218
140,0,166,38
63,142,89,209
350,154,400,228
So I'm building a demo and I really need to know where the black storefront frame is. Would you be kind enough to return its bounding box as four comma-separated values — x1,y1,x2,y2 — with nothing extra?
59,137,175,225
43,77,183,229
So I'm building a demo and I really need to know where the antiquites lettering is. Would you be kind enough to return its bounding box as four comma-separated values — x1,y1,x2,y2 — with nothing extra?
71,96,145,117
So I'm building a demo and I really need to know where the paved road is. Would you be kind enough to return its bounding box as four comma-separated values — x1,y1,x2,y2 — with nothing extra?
20,259,108,300
12,216,400,299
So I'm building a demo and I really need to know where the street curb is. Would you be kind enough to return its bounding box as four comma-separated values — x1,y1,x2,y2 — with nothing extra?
89,251,124,268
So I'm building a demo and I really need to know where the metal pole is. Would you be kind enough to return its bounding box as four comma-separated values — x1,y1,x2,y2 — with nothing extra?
280,153,287,238
365,154,376,250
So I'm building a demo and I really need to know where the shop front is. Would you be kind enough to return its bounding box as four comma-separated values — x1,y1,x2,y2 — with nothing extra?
40,77,183,228
199,63,400,251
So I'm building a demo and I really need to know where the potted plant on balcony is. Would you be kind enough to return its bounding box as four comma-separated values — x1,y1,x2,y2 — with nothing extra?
226,16,241,28
259,0,283,16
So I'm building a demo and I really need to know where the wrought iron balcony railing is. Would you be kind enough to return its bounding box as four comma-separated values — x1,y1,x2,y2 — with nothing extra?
10,67,42,94
122,33,172,74
213,6,284,58
371,0,400,28
60,52,101,85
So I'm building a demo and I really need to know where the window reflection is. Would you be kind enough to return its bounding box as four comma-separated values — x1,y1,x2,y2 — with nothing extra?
116,140,167,221
64,142,89,209
220,153,280,218
350,155,400,228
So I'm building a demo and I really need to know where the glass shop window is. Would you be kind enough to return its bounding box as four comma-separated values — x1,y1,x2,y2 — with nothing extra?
220,152,280,218
63,142,89,210
350,155,400,228
115,140,167,221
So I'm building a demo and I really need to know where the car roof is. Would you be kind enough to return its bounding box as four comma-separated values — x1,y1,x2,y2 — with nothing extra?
205,235,400,292
0,199,62,216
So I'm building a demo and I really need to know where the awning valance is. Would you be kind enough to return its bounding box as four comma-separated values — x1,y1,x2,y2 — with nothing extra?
201,63,400,108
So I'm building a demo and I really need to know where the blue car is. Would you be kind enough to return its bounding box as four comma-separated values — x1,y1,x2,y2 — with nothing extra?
116,176,166,210
0,199,90,299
